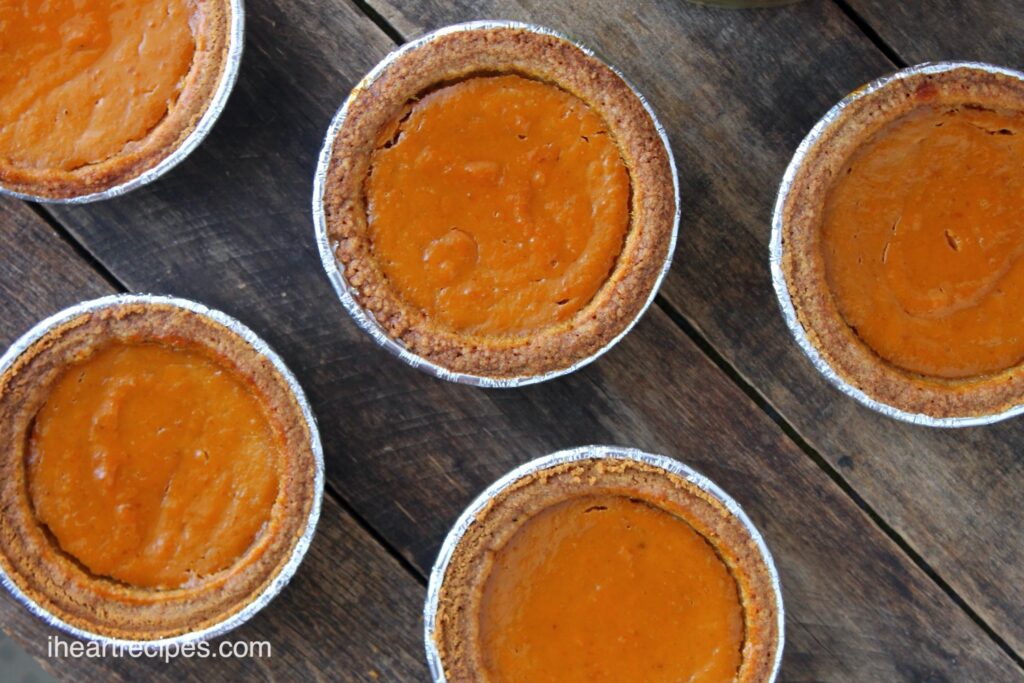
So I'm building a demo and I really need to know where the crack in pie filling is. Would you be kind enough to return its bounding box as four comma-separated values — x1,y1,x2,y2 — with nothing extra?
0,301,317,640
0,0,232,199
779,65,1024,418
323,25,676,378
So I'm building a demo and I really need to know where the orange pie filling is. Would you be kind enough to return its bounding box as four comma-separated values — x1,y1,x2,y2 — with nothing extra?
478,495,744,683
823,105,1024,379
26,342,282,590
366,74,631,337
0,0,197,172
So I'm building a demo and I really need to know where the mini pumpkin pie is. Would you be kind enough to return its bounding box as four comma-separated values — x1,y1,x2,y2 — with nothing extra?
0,0,236,200
776,63,1024,420
428,451,782,682
0,298,320,640
319,23,677,380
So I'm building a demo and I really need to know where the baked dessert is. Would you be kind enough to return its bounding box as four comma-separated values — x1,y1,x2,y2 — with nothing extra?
430,454,781,682
777,63,1024,420
0,299,318,640
0,0,235,200
320,23,677,379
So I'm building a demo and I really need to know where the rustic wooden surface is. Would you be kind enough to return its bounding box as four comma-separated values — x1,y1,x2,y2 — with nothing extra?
2,1,1023,681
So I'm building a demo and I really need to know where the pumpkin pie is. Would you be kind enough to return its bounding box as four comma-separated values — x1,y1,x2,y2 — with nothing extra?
0,0,235,200
0,298,319,640
320,24,677,379
777,64,1024,420
429,454,782,682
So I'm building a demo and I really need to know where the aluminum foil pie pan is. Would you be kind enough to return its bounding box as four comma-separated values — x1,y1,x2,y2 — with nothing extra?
423,445,785,682
0,0,245,204
0,294,324,646
770,61,1024,427
313,20,680,388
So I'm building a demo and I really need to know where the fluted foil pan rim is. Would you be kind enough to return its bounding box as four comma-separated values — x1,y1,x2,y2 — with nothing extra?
0,293,324,646
770,61,1024,427
422,445,785,682
0,0,246,204
312,20,680,388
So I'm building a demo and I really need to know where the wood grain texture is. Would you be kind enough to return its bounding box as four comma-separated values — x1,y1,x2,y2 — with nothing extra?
366,0,1024,659
846,0,1024,66
0,199,114,331
27,0,1023,678
0,205,428,680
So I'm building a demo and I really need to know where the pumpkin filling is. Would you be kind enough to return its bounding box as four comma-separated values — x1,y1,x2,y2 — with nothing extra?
478,494,744,683
365,74,631,337
26,342,281,590
823,105,1024,379
0,0,197,172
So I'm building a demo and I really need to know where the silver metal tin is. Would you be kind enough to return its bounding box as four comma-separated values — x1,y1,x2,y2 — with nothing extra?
313,21,680,388
0,0,245,204
0,294,324,646
770,61,1024,428
423,445,785,681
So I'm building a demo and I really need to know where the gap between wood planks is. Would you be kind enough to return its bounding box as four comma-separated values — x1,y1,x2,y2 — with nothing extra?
831,0,908,68
27,204,125,293
344,0,1024,670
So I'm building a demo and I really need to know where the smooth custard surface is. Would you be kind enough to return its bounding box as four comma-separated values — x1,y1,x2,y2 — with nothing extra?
0,0,197,172
27,342,281,589
478,494,744,683
823,105,1024,379
366,75,630,337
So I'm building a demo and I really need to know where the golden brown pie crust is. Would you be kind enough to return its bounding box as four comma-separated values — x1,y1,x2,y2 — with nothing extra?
780,66,1024,419
0,0,233,200
322,26,676,378
433,457,780,682
0,301,316,640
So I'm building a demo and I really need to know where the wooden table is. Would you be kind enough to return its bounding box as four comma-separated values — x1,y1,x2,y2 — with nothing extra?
3,1,1024,680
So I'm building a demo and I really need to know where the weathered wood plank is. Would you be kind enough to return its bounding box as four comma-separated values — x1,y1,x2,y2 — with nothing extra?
0,200,114,328
366,0,1024,659
31,0,1024,679
0,202,429,680
845,0,1024,66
